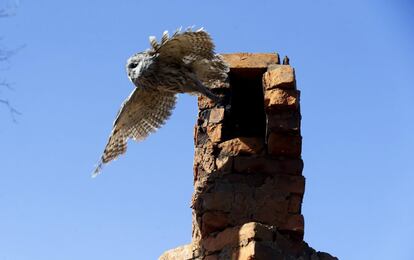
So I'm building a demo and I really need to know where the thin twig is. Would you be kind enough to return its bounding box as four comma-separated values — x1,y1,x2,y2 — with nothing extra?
0,79,14,91
0,46,24,62
0,4,22,123
0,98,21,123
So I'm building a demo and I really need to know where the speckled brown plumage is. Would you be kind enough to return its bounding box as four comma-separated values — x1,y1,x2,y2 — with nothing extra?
94,28,228,176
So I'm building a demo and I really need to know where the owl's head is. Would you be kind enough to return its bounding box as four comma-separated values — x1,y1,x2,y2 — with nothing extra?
126,52,152,83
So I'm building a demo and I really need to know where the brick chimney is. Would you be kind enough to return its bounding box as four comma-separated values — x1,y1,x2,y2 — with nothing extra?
160,53,337,260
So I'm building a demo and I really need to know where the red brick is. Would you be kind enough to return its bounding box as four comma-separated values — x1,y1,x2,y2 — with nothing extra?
267,110,301,133
202,222,273,253
202,192,234,211
202,226,239,253
158,244,196,260
256,175,305,195
263,65,296,90
267,133,302,157
280,214,304,239
233,156,303,175
274,175,305,194
209,108,225,123
264,88,300,110
207,124,223,143
288,194,303,214
204,254,219,260
202,211,230,235
215,156,233,173
232,240,283,260
218,137,264,156
194,141,216,174
254,200,289,224
222,53,279,69
233,241,256,259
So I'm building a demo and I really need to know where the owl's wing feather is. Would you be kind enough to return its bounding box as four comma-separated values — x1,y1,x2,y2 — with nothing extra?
93,88,176,177
152,28,215,63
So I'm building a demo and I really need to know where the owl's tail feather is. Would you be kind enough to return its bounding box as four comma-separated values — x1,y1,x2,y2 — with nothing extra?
92,161,104,178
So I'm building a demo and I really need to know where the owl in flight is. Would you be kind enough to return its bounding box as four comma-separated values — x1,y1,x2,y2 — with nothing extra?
93,28,229,176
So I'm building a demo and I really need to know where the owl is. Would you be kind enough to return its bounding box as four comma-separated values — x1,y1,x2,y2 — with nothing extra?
93,28,229,176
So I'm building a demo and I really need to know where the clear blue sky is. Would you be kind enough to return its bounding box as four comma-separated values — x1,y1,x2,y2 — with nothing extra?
1,0,413,259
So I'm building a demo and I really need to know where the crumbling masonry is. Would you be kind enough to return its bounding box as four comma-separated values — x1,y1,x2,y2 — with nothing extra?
160,53,337,260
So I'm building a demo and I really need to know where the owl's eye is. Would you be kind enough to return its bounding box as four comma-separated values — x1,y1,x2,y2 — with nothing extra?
128,62,138,69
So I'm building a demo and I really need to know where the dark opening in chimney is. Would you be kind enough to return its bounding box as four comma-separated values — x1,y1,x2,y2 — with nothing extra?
227,68,267,140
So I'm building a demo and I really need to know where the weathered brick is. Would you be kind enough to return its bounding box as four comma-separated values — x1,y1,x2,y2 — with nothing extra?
202,222,273,253
204,254,219,260
267,110,301,133
254,198,289,224
192,211,202,243
315,252,339,260
194,141,216,173
233,156,303,175
255,175,305,195
202,211,230,235
280,214,304,238
233,241,256,259
202,226,239,253
232,240,284,260
218,137,264,156
222,53,279,69
274,175,305,195
207,124,223,143
263,65,296,90
202,192,234,211
239,222,274,242
231,191,254,220
252,241,285,260
209,108,225,123
264,88,300,110
215,156,233,173
158,244,197,260
267,133,302,157
288,194,303,214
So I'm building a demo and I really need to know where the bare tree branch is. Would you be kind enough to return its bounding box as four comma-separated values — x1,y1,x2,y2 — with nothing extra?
0,0,18,17
0,79,14,91
1,4,22,123
0,98,21,122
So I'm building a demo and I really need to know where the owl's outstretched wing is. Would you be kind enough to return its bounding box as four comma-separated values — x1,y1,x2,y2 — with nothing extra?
93,88,177,177
149,28,215,63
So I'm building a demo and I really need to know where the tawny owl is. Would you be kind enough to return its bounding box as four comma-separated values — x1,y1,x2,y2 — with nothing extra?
93,28,229,176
